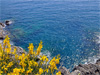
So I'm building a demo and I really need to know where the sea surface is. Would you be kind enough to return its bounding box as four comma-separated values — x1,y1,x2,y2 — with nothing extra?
0,0,100,70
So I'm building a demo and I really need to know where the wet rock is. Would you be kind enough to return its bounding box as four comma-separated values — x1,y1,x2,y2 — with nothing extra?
5,20,12,25
58,66,70,75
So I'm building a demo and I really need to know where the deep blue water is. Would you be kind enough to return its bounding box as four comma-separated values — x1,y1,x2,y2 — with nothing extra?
0,0,100,70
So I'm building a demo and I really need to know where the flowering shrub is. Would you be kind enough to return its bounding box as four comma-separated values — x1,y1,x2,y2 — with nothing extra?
0,35,61,75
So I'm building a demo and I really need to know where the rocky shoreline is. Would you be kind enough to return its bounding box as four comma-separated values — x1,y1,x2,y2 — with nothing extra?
0,21,25,55
0,21,100,75
59,59,100,75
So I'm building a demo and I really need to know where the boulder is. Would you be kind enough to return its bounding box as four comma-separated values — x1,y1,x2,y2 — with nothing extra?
58,66,70,75
5,20,12,25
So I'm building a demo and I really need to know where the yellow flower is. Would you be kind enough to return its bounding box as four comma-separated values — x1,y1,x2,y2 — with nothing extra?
39,68,43,75
29,60,32,67
20,68,25,73
0,44,3,56
3,35,11,54
33,61,38,67
13,68,20,74
36,41,43,55
4,67,8,71
41,55,47,61
0,52,3,57
0,70,3,74
56,71,61,75
46,58,49,62
55,59,60,64
26,68,33,74
28,43,34,54
7,62,13,68
2,65,5,69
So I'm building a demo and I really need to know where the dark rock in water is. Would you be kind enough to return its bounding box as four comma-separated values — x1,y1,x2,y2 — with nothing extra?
0,23,5,27
58,66,70,75
5,20,12,25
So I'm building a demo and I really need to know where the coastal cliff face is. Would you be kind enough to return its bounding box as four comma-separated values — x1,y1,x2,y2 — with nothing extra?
0,22,100,75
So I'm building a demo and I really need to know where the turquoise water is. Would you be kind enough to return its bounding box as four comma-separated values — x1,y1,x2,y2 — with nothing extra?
0,0,100,69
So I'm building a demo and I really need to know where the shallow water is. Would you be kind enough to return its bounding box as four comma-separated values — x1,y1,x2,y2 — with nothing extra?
0,0,100,69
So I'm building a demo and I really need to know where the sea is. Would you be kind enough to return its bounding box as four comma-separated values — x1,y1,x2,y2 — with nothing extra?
0,0,100,70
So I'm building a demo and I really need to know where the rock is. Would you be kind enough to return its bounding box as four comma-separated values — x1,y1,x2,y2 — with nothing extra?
0,25,10,40
70,70,82,75
0,23,5,27
0,25,5,40
5,20,12,25
72,63,100,75
58,66,70,75
96,59,100,65
11,46,26,55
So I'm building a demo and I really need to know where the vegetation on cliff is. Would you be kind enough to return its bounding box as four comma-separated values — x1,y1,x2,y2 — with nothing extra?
0,35,61,75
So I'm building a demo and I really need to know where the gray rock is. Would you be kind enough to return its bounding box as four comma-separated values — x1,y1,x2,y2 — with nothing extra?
72,63,100,75
0,25,5,40
0,23,5,27
11,45,26,55
58,66,70,75
70,70,82,75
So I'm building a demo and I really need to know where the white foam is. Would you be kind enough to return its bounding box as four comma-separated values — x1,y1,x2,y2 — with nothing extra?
84,55,100,64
